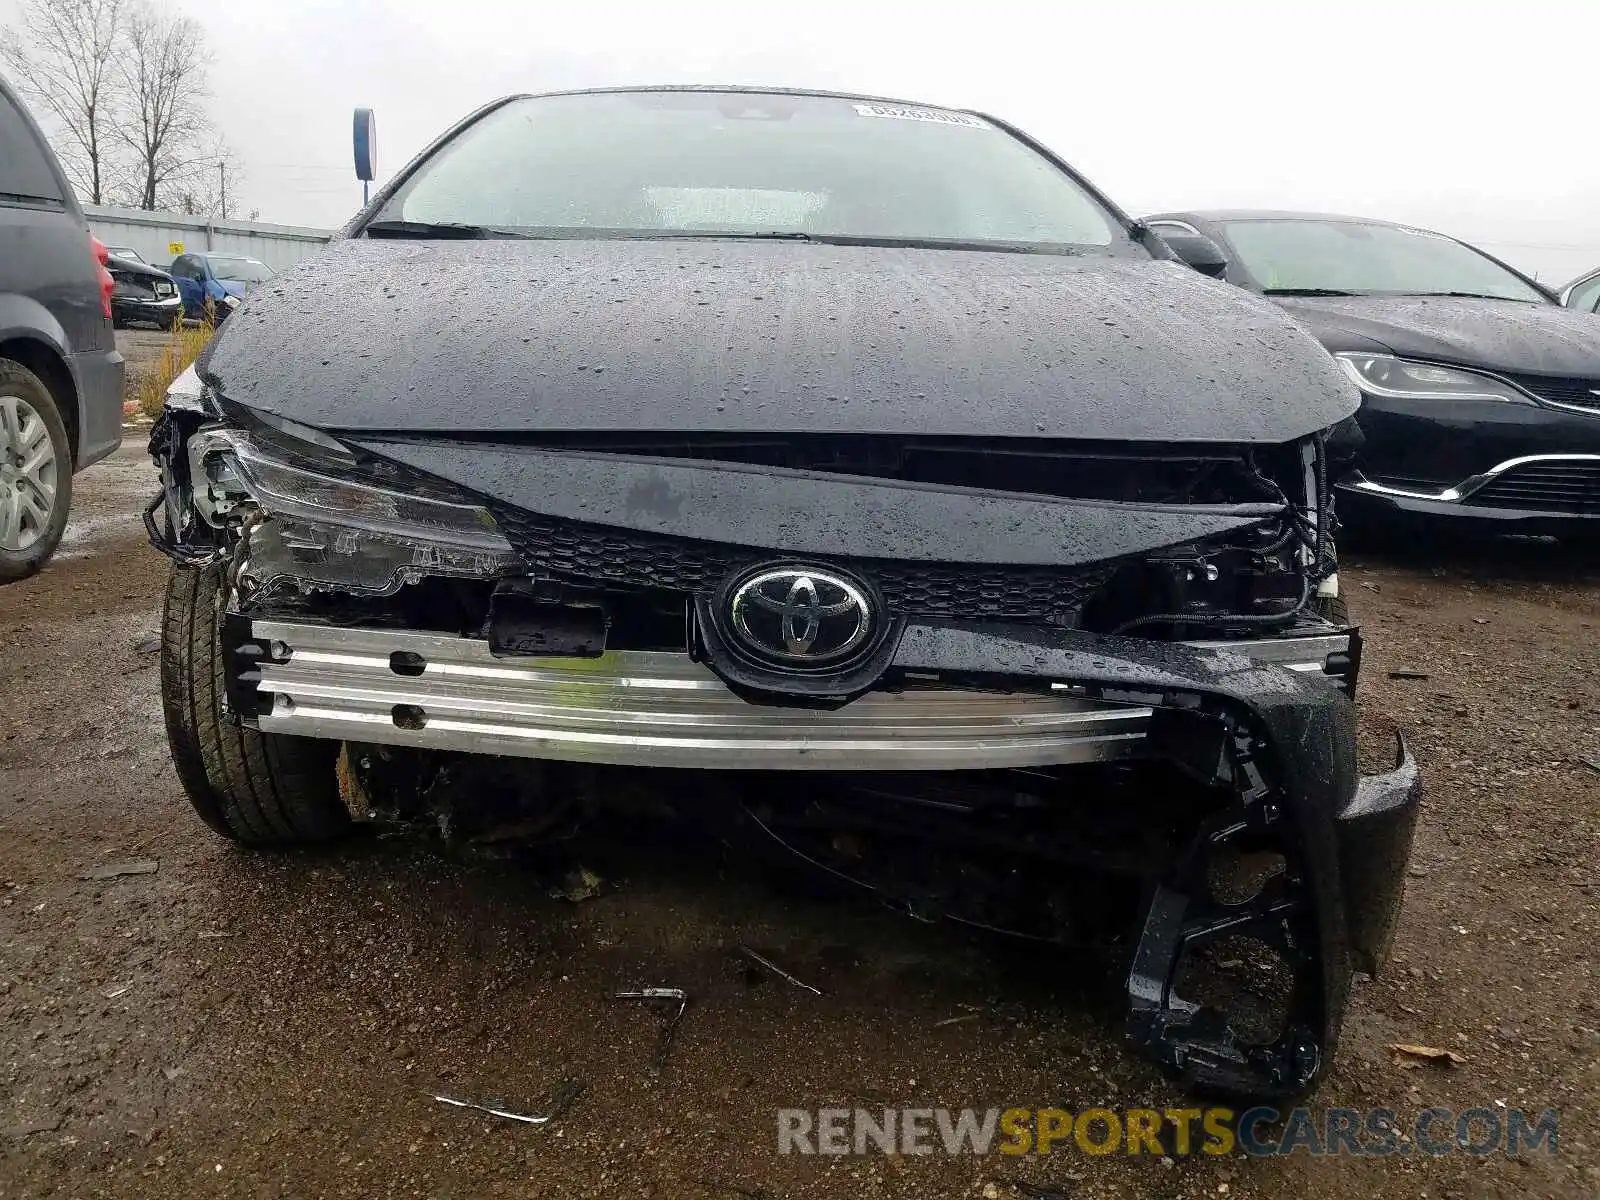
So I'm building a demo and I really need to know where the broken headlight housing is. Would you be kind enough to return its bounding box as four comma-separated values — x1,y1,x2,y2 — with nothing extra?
188,421,523,598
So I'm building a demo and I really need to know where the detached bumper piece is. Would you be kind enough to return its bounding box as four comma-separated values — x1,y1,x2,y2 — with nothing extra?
1127,733,1420,1098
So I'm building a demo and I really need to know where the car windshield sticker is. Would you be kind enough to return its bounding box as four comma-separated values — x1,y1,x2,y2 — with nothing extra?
1394,224,1450,240
852,102,987,129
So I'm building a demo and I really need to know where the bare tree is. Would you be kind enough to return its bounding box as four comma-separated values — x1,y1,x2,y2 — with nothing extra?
0,0,127,204
117,2,212,211
168,142,243,219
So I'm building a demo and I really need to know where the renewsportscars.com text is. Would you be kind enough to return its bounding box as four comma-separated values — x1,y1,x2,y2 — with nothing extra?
776,1106,1559,1158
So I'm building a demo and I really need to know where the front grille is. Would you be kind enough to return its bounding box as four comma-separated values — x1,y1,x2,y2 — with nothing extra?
492,509,1112,624
1501,373,1600,414
1466,460,1600,513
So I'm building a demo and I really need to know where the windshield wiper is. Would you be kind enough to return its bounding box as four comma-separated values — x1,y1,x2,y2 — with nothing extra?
627,230,1083,255
1261,287,1363,297
632,230,816,242
362,219,529,240
1393,291,1542,303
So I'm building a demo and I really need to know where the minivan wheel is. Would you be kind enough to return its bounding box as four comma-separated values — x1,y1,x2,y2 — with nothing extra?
161,562,350,845
0,359,72,583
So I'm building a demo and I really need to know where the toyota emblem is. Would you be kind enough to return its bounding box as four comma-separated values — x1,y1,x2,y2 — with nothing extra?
726,566,875,667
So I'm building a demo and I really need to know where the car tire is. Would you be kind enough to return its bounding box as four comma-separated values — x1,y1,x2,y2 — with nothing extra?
1313,593,1349,624
0,358,73,583
161,562,350,846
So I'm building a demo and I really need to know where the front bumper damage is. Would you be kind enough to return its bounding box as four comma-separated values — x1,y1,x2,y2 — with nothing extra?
148,404,1420,1101
217,609,1418,1100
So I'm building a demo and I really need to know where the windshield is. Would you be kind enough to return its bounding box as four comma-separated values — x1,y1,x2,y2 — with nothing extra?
377,91,1133,254
208,256,273,283
1221,219,1547,302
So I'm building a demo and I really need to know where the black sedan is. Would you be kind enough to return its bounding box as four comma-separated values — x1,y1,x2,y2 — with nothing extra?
105,251,182,330
1146,210,1600,540
145,88,1421,1101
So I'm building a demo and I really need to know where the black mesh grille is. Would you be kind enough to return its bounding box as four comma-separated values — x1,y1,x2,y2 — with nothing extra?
1501,374,1600,413
492,509,1113,623
1465,460,1600,514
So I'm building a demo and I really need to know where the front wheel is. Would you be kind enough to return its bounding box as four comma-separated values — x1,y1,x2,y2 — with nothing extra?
1312,593,1349,624
0,359,73,583
161,563,350,845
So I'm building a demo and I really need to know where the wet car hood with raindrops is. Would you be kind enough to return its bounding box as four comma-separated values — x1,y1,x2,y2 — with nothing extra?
202,238,1357,444
1272,294,1600,375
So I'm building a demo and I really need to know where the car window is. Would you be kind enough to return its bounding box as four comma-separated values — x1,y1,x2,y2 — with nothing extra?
1568,274,1600,313
107,246,145,263
381,91,1135,254
0,91,64,203
172,256,201,279
1220,219,1547,302
205,256,273,283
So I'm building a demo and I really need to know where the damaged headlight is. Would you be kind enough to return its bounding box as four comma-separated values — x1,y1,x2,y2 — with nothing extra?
164,363,209,413
189,424,522,597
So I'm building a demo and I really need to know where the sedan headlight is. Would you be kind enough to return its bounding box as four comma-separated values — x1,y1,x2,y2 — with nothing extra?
188,424,522,597
1336,353,1532,404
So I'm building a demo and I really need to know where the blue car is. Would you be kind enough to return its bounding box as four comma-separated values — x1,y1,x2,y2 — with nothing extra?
166,251,273,321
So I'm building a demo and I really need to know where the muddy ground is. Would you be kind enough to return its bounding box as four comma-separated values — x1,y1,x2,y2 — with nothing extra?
0,417,1596,1197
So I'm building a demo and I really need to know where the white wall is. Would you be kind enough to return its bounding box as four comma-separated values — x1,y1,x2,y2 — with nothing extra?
84,205,332,272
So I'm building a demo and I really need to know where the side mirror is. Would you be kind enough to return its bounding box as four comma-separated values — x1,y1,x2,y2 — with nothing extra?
1159,232,1230,279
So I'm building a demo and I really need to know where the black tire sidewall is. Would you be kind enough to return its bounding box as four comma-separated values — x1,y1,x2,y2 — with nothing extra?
0,359,74,583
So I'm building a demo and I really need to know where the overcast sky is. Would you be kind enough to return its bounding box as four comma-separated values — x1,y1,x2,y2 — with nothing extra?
5,0,1597,282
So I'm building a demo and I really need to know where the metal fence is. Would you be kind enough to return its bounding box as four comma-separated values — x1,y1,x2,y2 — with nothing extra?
83,205,334,272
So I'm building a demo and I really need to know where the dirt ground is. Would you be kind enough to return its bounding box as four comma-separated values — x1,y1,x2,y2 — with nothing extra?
114,329,178,401
0,425,1596,1198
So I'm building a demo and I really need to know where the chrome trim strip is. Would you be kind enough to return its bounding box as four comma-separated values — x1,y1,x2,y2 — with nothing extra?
1533,395,1600,417
1183,633,1350,676
247,622,1153,770
1345,453,1600,504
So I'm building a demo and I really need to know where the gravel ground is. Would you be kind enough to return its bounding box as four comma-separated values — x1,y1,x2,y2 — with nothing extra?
0,433,1595,1199
114,328,178,408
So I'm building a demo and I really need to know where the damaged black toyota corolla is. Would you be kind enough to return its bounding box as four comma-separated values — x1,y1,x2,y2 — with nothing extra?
146,87,1420,1100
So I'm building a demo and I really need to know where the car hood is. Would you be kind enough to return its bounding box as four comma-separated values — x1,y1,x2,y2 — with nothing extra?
203,238,1354,444
107,256,171,283
1272,294,1600,376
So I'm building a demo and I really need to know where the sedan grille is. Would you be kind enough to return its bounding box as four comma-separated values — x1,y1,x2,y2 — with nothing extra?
491,509,1112,624
1466,460,1600,514
1501,373,1600,414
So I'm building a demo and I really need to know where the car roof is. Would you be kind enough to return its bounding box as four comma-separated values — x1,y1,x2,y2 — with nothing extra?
1147,209,1439,230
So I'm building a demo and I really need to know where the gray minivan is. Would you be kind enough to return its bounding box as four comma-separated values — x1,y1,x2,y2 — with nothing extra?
0,73,125,580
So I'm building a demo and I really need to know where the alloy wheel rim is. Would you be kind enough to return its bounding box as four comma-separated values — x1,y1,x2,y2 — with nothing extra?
0,392,58,553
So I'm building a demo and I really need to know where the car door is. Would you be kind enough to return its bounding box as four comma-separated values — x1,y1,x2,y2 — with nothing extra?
170,255,203,313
